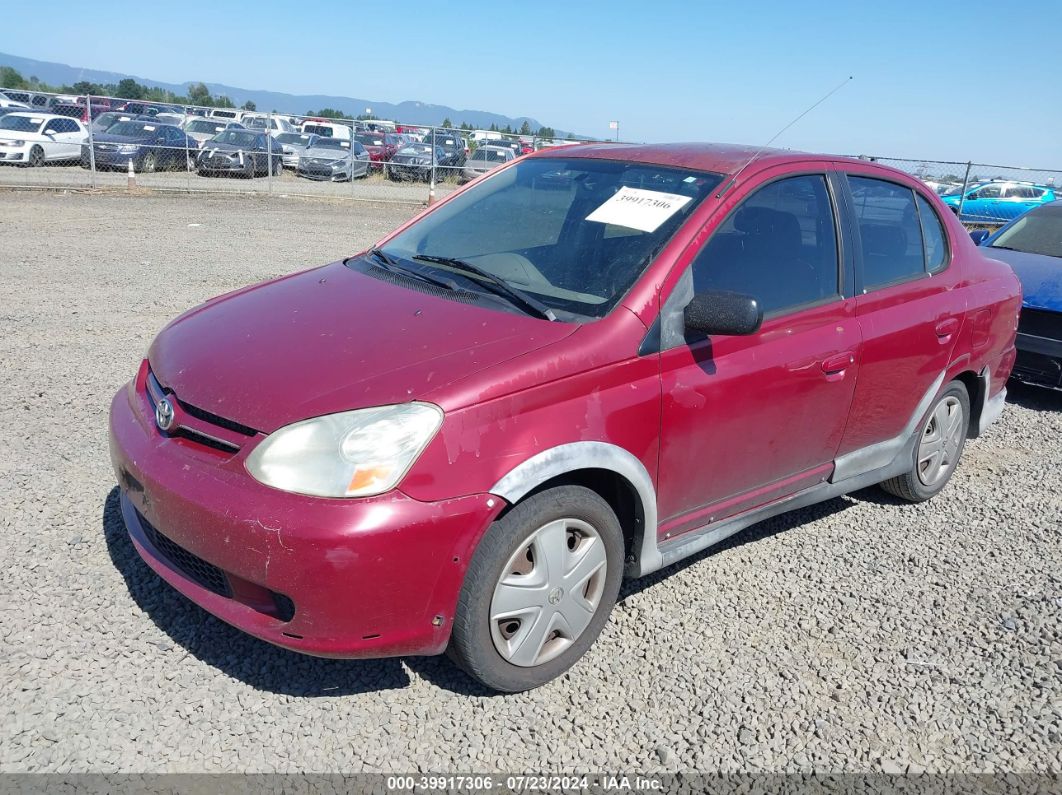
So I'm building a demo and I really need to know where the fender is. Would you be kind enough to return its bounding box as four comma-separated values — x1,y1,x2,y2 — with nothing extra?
489,441,662,577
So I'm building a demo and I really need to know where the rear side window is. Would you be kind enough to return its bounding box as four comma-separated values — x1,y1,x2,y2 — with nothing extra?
690,174,840,315
848,176,926,290
915,194,948,273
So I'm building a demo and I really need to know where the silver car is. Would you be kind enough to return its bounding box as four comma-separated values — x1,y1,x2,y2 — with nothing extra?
461,145,515,182
274,132,320,169
183,117,244,148
296,138,371,181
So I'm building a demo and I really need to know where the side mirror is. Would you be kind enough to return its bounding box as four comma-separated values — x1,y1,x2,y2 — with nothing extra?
684,290,763,336
969,229,991,246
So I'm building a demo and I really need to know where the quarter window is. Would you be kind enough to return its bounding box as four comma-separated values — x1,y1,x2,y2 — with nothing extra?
915,194,948,273
848,176,927,289
689,174,840,315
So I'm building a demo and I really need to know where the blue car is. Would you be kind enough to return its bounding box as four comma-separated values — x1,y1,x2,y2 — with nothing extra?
972,201,1062,389
943,181,1057,224
91,120,196,173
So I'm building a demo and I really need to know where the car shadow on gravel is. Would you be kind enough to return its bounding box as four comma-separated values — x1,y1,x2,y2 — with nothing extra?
102,488,412,696
618,496,857,601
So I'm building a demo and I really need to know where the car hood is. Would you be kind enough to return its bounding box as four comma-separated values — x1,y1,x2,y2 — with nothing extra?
93,133,151,144
201,141,260,153
983,247,1062,312
303,147,350,159
148,260,577,432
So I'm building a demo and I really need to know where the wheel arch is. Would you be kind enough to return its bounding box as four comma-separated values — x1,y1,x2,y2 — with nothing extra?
490,442,660,578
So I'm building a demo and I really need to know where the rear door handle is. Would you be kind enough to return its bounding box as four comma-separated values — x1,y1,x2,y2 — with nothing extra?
821,352,855,377
935,318,960,340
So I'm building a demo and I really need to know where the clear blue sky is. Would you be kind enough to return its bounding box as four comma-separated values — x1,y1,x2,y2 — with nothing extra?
2,0,1060,165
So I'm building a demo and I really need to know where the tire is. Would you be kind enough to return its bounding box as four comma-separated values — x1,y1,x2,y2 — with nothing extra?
448,485,624,692
28,145,44,167
186,152,196,171
141,152,157,173
880,380,970,502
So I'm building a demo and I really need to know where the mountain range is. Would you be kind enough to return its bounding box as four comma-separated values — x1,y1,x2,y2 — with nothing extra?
0,51,559,132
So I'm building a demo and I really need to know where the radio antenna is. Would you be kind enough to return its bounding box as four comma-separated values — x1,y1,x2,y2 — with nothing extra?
716,75,853,197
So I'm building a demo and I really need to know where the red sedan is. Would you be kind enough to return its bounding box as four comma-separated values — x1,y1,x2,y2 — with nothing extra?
355,131,399,170
110,143,1020,692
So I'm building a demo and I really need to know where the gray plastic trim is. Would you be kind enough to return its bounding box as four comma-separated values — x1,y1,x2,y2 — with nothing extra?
973,365,1005,436
830,371,945,483
490,441,662,576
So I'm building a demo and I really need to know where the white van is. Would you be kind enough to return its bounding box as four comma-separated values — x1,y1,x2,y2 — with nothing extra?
300,120,352,140
470,129,503,144
207,108,247,122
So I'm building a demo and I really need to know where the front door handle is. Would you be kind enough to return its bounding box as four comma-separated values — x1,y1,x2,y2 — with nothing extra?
821,352,855,377
935,317,960,341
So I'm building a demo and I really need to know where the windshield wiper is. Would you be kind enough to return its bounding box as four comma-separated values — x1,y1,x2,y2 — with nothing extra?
412,254,557,321
367,248,456,291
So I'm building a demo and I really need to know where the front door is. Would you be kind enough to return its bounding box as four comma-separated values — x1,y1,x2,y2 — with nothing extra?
655,171,860,539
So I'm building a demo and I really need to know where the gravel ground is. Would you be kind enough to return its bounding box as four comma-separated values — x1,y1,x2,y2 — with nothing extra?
1,191,1060,775
0,163,457,204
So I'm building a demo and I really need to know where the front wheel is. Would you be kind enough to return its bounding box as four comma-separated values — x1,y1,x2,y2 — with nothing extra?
28,145,45,167
448,485,623,692
880,380,970,502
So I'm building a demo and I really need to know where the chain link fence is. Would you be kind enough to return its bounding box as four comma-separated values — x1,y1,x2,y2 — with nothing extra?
3,88,1060,221
0,89,563,203
850,155,1062,228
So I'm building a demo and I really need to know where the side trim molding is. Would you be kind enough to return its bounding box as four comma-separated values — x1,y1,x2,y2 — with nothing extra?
489,441,662,576
973,365,1005,436
830,371,945,483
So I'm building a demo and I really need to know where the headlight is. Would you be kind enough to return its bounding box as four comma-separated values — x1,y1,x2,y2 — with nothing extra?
244,403,443,498
117,144,138,154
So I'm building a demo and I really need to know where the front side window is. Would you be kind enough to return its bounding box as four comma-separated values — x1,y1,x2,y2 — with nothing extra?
375,157,722,319
848,176,927,290
689,174,840,315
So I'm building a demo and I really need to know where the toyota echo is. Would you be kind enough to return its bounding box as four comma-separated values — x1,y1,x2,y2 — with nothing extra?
110,143,1021,692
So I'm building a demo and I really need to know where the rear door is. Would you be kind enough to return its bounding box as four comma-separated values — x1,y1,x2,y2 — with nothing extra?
833,166,965,466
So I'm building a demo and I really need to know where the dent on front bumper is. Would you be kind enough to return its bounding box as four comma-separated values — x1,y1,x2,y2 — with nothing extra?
108,370,503,658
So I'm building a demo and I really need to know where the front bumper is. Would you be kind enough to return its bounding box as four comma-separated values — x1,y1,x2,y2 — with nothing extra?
197,154,247,173
297,161,348,181
0,143,29,162
108,365,502,658
93,148,142,168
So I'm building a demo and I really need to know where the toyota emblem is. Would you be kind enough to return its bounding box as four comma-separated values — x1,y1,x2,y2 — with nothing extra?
155,397,175,432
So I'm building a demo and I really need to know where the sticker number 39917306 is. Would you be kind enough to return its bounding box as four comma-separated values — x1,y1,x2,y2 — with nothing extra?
585,186,693,233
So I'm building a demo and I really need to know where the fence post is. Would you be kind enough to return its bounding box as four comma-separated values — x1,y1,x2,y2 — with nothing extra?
428,126,437,206
185,116,191,191
957,161,972,222
85,94,97,189
266,112,273,195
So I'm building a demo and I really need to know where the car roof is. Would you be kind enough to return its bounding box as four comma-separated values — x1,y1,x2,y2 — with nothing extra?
5,112,75,121
530,142,859,176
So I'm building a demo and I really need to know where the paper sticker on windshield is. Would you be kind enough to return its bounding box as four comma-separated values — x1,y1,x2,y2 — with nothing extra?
143,125,155,131
585,186,692,233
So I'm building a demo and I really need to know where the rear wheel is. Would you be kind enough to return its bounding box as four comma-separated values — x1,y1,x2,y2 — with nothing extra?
881,381,970,502
448,485,623,692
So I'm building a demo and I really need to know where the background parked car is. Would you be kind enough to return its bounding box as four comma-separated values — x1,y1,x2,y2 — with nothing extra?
0,92,30,109
424,130,466,168
244,115,296,135
273,132,319,169
197,128,281,178
92,120,196,173
0,89,48,109
296,137,369,181
461,145,515,181
386,142,447,181
355,131,398,170
301,120,353,140
0,112,86,167
942,180,1057,223
183,117,245,148
486,138,522,159
972,201,1062,389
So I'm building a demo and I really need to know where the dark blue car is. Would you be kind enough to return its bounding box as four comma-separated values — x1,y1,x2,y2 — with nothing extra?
974,201,1062,389
91,120,196,173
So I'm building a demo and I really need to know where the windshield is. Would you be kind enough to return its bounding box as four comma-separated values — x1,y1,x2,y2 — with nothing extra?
375,157,722,319
357,133,384,146
398,144,431,155
107,121,158,137
187,119,226,133
472,148,508,162
990,204,1062,258
0,115,44,133
211,130,258,147
315,138,350,151
304,125,335,137
276,133,312,145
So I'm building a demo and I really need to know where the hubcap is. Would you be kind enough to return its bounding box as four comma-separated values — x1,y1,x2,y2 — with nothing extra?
489,518,607,668
917,395,964,487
